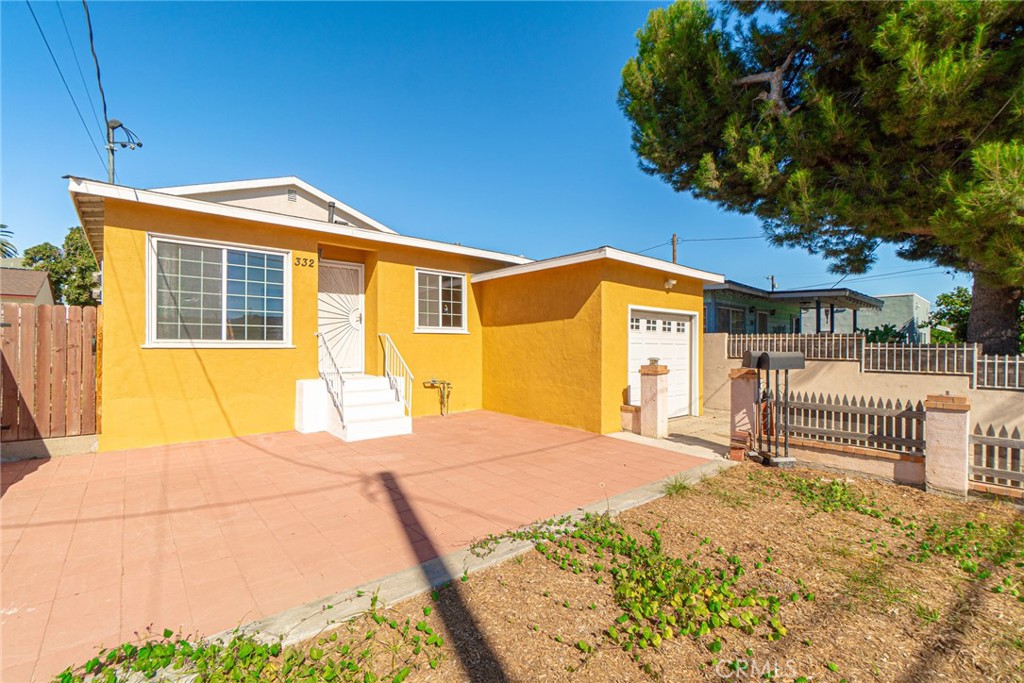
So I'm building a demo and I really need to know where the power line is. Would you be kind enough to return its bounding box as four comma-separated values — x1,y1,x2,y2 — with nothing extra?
636,240,671,254
790,265,944,290
55,0,104,140
24,0,106,171
678,235,762,243
81,0,108,126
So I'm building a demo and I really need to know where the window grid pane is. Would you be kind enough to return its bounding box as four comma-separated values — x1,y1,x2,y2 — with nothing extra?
155,240,285,343
417,272,463,329
155,242,222,341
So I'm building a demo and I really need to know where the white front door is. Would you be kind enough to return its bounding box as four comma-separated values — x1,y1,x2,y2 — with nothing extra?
628,310,693,417
318,261,364,373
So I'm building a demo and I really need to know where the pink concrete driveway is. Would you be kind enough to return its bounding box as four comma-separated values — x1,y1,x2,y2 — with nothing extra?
2,411,708,681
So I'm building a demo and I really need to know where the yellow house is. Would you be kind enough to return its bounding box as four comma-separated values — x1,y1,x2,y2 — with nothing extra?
68,176,724,451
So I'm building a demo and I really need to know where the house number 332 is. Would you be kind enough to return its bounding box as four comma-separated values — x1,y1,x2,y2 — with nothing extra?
294,257,316,267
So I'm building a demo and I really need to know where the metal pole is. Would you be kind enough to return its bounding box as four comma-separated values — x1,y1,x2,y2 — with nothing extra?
783,369,790,458
774,370,780,458
756,368,763,454
107,123,115,183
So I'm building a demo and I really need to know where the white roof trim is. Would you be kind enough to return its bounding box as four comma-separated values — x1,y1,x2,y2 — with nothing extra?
472,246,724,284
150,176,399,234
67,177,532,266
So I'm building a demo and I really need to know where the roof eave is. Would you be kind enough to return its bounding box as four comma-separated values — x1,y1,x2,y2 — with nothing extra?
66,177,531,266
472,246,724,284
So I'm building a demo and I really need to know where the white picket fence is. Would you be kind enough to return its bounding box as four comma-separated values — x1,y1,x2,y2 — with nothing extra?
726,334,1023,391
970,424,1024,494
785,392,926,456
727,333,861,361
976,354,1024,391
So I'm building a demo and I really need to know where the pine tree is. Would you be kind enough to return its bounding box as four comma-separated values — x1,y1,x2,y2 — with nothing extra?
619,1,1024,353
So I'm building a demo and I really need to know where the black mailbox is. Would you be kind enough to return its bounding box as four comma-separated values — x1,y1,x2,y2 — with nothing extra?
742,351,805,370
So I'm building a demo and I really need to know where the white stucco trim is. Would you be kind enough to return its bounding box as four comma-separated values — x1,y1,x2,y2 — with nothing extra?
152,176,400,235
68,177,532,267
472,246,724,284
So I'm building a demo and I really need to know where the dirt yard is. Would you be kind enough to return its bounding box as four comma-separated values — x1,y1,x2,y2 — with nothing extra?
318,464,1024,683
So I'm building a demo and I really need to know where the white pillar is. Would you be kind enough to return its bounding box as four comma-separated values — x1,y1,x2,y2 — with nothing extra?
640,363,669,439
924,394,971,498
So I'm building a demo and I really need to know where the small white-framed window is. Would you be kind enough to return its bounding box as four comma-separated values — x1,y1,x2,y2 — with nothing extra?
661,320,672,332
629,317,641,331
645,319,657,332
676,321,687,334
147,234,291,348
415,269,467,333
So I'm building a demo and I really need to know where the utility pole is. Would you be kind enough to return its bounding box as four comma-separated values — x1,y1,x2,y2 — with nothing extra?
766,275,777,291
671,233,678,264
107,120,116,183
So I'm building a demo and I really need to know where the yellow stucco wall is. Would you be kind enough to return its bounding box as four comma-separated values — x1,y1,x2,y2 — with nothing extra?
478,260,706,434
98,198,708,449
337,244,492,418
100,200,320,451
99,201,507,450
478,263,606,432
598,262,705,433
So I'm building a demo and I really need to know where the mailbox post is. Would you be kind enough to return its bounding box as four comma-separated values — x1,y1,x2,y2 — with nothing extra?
741,351,805,467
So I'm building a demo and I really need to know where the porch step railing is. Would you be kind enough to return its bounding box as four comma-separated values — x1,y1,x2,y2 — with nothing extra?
379,333,414,417
316,332,346,427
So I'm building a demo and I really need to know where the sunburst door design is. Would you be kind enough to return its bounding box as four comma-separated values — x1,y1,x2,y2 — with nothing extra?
318,263,364,373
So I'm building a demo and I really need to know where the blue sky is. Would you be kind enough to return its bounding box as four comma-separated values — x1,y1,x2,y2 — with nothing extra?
2,1,966,302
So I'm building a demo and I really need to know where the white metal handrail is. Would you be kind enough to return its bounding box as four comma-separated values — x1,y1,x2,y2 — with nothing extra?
316,332,346,426
379,333,414,416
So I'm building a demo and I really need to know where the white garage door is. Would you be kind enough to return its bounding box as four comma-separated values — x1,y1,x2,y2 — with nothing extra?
628,310,693,417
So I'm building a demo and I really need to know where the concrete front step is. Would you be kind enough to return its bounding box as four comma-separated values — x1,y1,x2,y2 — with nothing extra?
341,400,405,422
295,376,410,442
340,415,412,442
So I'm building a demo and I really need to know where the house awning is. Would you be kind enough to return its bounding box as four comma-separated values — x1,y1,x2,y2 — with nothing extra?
705,280,883,310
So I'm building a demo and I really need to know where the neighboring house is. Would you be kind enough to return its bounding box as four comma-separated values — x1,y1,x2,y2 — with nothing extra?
704,280,882,334
0,267,55,306
802,293,932,343
68,176,724,451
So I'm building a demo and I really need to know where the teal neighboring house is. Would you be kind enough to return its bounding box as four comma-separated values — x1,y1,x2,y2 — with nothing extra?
704,280,883,334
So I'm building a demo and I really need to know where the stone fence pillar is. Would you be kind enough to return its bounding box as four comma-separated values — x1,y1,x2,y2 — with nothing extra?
729,368,758,461
640,363,669,439
924,394,971,498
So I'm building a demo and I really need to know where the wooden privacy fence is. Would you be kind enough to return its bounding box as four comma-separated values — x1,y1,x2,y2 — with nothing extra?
784,392,926,457
1,303,98,442
969,425,1023,496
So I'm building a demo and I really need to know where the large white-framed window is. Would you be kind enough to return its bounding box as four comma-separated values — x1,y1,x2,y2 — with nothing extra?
415,268,467,334
145,234,292,348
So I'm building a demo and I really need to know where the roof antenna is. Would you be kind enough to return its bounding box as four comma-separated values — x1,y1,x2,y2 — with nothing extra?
106,119,142,183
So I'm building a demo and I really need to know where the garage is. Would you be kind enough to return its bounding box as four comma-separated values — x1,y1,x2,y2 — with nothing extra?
628,308,696,417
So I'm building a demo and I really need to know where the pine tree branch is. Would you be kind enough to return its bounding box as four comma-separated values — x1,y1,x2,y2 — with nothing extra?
734,51,798,116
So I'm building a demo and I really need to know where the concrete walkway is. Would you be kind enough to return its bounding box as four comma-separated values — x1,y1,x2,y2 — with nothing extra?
1,411,714,682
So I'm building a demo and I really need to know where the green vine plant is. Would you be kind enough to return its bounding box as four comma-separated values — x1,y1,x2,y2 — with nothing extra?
757,470,1024,598
52,593,445,683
